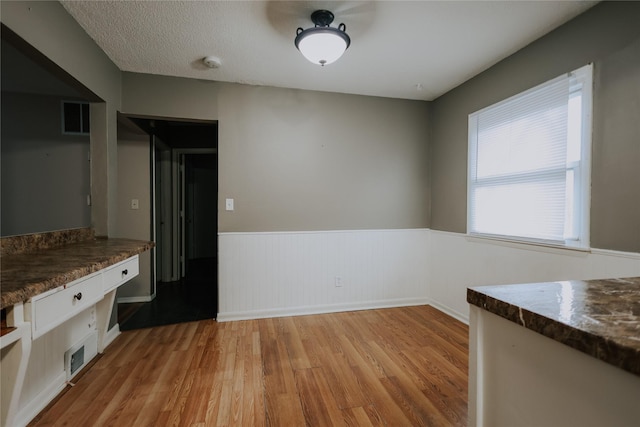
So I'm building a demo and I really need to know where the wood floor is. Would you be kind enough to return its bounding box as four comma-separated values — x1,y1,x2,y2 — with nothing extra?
30,305,468,426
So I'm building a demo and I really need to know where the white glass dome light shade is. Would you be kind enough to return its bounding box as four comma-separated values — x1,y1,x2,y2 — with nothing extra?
296,29,349,66
295,10,351,66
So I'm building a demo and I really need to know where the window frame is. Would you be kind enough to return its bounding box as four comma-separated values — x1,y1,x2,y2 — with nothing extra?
467,64,593,250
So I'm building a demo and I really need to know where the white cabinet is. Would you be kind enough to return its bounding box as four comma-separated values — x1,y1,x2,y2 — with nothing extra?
103,256,139,293
469,306,640,426
1,255,140,427
26,273,103,339
0,303,31,427
24,255,139,339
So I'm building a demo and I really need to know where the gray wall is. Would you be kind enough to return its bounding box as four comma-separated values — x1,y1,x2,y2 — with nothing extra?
1,92,90,236
121,74,431,233
1,0,122,237
3,1,637,251
430,1,640,252
217,84,430,232
116,130,153,299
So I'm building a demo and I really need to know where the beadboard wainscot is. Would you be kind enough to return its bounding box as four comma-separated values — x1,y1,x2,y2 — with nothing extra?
218,229,640,323
428,230,640,323
0,229,153,427
217,229,430,321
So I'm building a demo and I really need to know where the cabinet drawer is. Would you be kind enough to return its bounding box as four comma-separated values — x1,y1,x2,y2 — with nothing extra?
28,273,103,339
103,255,139,293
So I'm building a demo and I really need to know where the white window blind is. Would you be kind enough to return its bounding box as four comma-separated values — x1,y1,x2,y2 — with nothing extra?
468,64,592,248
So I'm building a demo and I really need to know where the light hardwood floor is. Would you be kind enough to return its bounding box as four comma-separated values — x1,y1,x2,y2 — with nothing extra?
30,305,468,426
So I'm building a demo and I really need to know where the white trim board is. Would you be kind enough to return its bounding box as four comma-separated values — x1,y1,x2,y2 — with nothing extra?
15,372,66,427
428,300,468,325
219,228,430,236
217,297,430,322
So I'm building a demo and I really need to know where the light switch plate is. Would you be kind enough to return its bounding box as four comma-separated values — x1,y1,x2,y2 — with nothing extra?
131,199,139,210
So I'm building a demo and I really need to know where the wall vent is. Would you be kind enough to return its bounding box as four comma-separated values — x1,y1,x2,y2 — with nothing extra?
64,331,98,380
62,100,90,135
69,346,84,376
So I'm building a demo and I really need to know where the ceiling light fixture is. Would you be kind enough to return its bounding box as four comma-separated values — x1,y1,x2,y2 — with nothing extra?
295,10,350,66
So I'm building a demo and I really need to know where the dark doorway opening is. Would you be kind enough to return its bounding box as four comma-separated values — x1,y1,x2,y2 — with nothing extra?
119,118,218,330
183,152,217,279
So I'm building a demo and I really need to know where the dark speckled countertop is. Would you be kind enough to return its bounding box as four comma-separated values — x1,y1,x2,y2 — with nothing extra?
1,235,154,310
468,277,640,377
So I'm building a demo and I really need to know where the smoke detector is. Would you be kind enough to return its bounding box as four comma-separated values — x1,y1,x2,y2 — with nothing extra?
203,56,222,69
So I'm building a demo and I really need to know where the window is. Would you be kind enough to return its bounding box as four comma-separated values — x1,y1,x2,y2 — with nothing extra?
62,101,90,135
468,64,592,249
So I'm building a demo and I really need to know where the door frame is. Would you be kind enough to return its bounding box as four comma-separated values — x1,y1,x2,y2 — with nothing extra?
151,135,173,290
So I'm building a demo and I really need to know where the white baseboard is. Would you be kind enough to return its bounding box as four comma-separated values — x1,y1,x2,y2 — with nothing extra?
117,294,155,304
103,324,121,350
217,297,430,322
15,371,66,427
428,300,469,325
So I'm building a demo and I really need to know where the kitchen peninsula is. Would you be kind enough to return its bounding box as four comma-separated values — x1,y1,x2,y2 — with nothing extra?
468,277,640,427
1,228,153,427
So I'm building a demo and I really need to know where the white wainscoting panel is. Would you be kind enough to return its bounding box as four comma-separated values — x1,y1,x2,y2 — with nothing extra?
15,306,97,427
429,230,640,323
219,229,638,324
218,229,430,321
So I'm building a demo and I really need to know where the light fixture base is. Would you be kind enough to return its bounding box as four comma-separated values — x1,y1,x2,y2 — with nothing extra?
202,56,221,69
310,10,334,27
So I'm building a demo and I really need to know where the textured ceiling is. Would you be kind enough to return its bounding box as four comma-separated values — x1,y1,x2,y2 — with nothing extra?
60,1,597,101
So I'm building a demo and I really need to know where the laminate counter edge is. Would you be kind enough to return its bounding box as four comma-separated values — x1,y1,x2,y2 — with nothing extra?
1,238,154,310
467,277,640,376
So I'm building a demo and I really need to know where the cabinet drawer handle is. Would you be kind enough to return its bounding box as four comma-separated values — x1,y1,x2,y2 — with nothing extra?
122,269,128,276
74,292,83,301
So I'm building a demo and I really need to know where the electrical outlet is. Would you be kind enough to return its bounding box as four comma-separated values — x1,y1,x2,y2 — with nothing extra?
131,199,139,210
225,198,234,211
335,276,343,287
